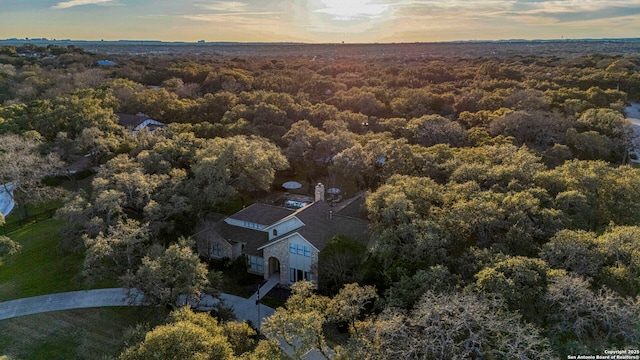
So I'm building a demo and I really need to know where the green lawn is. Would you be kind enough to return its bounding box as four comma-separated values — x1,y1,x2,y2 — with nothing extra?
0,219,84,302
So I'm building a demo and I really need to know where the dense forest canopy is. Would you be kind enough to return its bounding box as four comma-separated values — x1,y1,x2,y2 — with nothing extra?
1,42,640,359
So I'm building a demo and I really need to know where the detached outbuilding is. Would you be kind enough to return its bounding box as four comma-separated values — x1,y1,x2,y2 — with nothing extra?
117,113,166,135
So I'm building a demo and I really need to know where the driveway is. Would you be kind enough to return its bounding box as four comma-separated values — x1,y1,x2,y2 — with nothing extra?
0,287,275,325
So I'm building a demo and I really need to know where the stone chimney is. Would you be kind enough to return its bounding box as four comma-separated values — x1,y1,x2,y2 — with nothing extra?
315,183,325,202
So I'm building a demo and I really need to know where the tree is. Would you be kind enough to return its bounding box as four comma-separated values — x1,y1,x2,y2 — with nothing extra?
0,236,20,265
406,114,467,147
537,160,640,229
488,110,573,150
0,215,20,265
596,225,640,295
327,283,378,335
190,135,288,212
262,281,378,359
262,281,331,359
474,256,550,323
448,144,545,190
348,291,553,360
540,229,604,278
239,339,288,360
76,126,121,165
82,219,150,285
384,266,460,310
123,237,211,308
0,134,62,220
119,307,234,360
565,128,616,161
33,90,122,141
578,107,632,140
545,274,640,355
390,88,447,118
318,235,367,294
283,119,329,171
224,321,257,356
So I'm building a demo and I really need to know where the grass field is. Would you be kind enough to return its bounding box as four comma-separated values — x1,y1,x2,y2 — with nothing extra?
0,307,162,359
0,192,282,358
0,219,85,302
0,214,161,359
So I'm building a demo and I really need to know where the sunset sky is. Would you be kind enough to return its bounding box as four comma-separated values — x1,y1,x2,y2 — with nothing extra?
1,0,640,43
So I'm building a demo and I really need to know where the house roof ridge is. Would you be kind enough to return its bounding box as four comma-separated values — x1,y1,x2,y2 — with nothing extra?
228,202,296,225
328,213,368,222
265,201,325,224
239,202,294,211
257,230,315,251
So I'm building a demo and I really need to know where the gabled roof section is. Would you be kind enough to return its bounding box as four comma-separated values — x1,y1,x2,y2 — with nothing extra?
259,200,369,252
333,193,368,220
117,113,165,130
212,219,268,256
257,232,319,252
117,113,149,128
228,203,295,226
134,119,165,132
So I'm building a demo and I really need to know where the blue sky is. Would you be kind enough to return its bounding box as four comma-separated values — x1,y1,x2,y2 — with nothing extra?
1,0,640,43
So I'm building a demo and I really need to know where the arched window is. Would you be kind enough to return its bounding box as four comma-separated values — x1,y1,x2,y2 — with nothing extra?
273,229,278,236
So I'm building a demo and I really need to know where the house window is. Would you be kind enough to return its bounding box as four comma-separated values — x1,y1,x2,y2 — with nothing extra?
273,229,278,236
248,255,264,273
211,241,223,258
289,243,311,257
290,267,311,282
243,221,261,230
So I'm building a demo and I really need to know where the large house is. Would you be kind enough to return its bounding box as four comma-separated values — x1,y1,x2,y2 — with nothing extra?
196,184,369,286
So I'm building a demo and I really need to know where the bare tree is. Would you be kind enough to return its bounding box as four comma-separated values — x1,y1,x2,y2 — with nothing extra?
0,134,63,220
350,291,553,360
546,274,640,352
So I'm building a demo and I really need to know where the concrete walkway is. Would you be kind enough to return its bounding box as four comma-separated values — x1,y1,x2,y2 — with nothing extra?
0,287,275,326
226,273,279,328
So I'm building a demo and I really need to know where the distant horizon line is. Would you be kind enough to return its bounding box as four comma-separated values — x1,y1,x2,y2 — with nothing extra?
2,37,640,46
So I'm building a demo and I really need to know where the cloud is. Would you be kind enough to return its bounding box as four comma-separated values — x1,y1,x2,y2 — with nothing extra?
52,0,116,9
507,0,640,23
183,1,288,27
314,0,390,20
196,1,248,12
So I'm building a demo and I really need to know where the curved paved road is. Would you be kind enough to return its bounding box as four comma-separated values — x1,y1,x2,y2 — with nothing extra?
0,288,144,320
0,287,275,326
